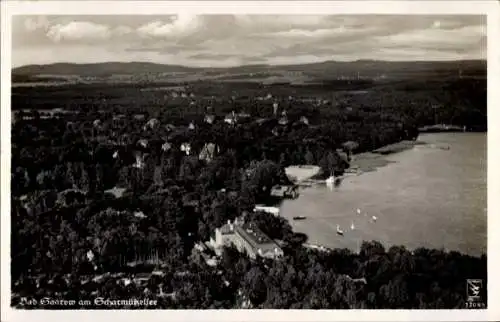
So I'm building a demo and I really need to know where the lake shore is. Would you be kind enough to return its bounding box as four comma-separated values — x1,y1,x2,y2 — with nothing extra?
285,140,423,183
351,140,426,173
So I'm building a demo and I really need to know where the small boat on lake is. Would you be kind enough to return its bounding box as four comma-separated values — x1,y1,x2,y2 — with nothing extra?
325,176,335,184
336,225,344,235
293,216,307,221
351,221,355,230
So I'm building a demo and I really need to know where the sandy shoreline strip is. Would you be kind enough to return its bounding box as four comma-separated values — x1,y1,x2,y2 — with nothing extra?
286,140,423,182
285,165,321,182
351,140,425,173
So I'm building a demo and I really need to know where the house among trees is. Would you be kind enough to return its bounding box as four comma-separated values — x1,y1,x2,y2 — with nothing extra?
180,143,191,155
117,133,131,146
224,111,237,125
273,102,279,116
133,113,146,120
199,142,218,162
112,114,126,121
104,187,126,198
278,111,288,125
254,117,270,125
225,111,251,125
270,185,299,199
134,211,147,219
237,112,252,122
143,118,159,130
137,139,148,148
133,152,145,169
210,218,284,260
190,242,218,267
204,114,216,124
299,116,309,125
161,141,172,152
164,124,176,132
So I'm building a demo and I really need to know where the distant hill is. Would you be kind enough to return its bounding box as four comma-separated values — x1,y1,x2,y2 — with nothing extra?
12,62,200,77
12,60,486,82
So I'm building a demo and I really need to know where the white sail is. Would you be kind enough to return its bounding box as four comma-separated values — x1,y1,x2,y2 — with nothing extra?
325,176,335,184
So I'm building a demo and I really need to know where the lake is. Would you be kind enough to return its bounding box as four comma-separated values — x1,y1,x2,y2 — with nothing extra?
280,133,487,256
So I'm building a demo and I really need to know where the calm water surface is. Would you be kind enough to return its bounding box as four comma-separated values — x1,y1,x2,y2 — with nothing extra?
280,133,487,256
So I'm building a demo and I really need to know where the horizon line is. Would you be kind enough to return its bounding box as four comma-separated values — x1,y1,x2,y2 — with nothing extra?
12,58,487,71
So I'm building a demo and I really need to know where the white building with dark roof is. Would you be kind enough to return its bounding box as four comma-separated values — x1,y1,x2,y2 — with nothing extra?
211,218,283,260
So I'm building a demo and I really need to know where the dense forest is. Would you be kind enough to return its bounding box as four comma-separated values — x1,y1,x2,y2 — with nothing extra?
11,72,487,309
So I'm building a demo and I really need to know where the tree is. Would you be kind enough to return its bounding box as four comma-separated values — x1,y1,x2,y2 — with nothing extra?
243,267,267,307
242,160,283,200
360,240,386,258
251,211,292,240
379,275,410,308
304,149,315,165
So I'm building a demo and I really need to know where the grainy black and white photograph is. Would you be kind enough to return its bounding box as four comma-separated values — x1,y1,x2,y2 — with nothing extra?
2,1,498,320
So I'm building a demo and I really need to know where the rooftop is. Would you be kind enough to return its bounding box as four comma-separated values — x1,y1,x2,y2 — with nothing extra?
235,223,274,248
217,219,282,255
219,223,234,235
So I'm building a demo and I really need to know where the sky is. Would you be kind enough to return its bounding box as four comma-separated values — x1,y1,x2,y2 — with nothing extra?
11,15,486,68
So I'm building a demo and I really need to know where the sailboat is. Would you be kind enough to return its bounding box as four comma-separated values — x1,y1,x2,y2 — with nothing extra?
356,208,361,215
371,215,378,222
351,221,355,230
336,224,344,235
325,174,335,184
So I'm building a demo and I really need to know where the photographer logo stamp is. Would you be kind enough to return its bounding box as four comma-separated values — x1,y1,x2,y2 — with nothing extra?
465,279,485,308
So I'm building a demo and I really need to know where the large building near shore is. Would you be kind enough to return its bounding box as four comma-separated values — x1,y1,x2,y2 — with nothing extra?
211,218,284,260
